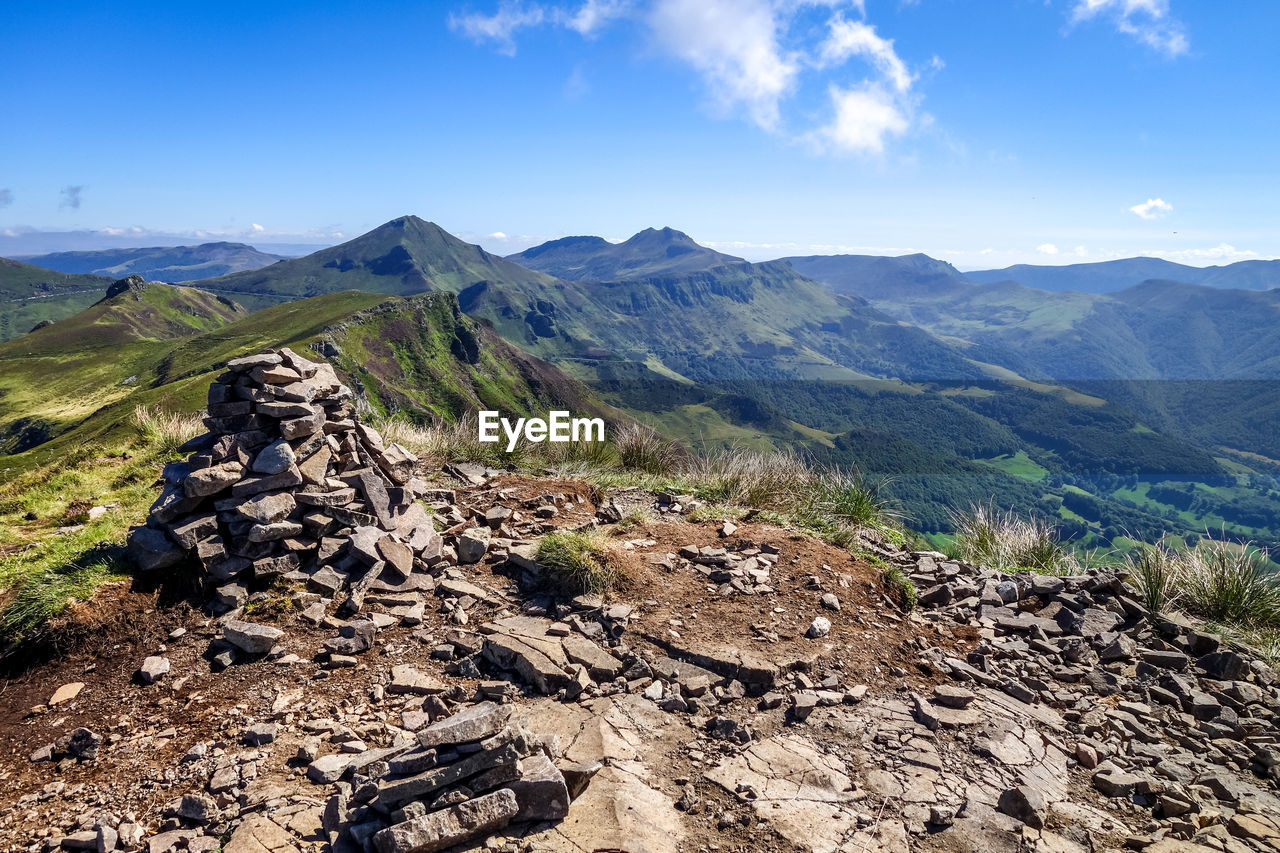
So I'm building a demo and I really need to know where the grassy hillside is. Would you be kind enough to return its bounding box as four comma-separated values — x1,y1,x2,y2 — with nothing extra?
0,287,622,476
0,258,111,342
189,215,563,310
0,281,247,455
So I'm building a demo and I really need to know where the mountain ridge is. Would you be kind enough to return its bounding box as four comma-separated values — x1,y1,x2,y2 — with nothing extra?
508,226,743,280
966,256,1280,293
17,242,287,283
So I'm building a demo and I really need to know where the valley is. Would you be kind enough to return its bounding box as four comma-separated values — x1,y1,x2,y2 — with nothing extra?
4,217,1279,560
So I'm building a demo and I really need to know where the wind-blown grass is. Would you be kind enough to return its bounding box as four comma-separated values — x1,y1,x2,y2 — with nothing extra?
1127,545,1181,621
372,412,904,547
950,504,1082,575
132,405,204,457
1175,539,1279,628
0,411,197,650
613,423,683,475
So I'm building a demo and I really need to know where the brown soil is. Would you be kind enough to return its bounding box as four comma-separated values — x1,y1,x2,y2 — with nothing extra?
0,473,955,848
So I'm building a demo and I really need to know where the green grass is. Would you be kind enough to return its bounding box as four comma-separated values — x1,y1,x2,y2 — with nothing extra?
950,504,1082,575
0,416,190,649
882,565,917,612
1176,539,1280,628
1126,545,1181,621
536,530,617,596
980,451,1048,483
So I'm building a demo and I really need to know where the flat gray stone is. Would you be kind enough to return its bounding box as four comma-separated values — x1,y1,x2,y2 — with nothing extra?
417,701,513,749
236,491,296,524
223,620,284,655
504,752,570,822
251,440,296,475
371,788,517,853
139,656,170,684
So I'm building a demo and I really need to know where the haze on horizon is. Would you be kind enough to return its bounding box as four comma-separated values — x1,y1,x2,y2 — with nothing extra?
3,0,1278,270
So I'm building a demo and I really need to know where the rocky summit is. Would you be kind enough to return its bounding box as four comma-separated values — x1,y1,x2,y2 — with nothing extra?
3,350,1279,853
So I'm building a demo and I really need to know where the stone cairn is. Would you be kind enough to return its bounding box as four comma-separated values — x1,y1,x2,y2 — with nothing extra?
126,349,591,851
127,347,438,612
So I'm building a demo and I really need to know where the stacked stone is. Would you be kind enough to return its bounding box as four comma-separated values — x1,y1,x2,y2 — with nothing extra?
127,348,440,611
304,700,594,853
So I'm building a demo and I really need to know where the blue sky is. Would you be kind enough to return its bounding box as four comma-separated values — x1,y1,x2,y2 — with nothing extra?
2,0,1277,269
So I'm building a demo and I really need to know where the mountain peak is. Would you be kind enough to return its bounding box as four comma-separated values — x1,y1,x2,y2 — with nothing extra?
104,274,148,299
625,226,700,246
509,226,742,280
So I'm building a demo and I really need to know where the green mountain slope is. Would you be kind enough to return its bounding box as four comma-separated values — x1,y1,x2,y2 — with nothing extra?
190,216,563,310
0,285,622,471
183,216,986,384
0,279,248,455
508,227,742,280
0,258,112,342
463,259,986,382
18,242,287,282
789,255,1280,380
783,253,970,301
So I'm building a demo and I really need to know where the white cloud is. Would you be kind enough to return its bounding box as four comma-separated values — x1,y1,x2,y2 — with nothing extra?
813,83,909,153
1071,0,1188,57
1074,245,1088,257
250,223,266,233
1036,243,1060,255
1129,197,1172,219
448,1,547,55
818,14,912,93
648,0,799,131
567,0,630,35
1152,243,1261,264
448,0,923,152
488,231,509,240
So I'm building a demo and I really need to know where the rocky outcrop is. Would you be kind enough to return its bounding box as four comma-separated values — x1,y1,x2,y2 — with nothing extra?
126,348,441,623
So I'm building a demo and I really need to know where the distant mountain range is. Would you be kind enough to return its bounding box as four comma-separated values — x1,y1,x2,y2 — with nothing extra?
18,242,288,282
4,216,1279,552
171,216,982,384
966,256,1280,293
507,227,743,280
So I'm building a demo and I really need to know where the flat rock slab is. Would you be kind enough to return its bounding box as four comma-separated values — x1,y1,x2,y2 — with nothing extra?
49,682,85,705
438,578,504,605
504,752,570,822
223,620,284,654
482,617,572,694
223,815,300,853
417,701,513,749
388,665,445,696
705,734,858,853
372,788,517,853
913,693,982,730
642,633,785,687
529,766,682,853
560,632,624,680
